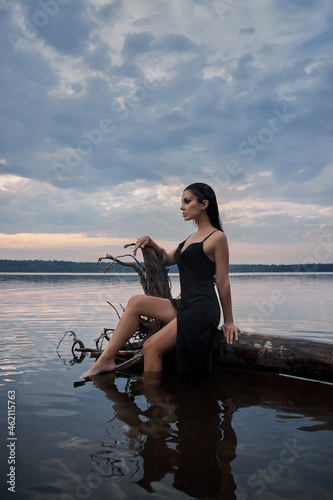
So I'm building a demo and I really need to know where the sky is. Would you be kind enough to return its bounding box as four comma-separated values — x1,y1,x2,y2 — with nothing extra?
0,0,332,265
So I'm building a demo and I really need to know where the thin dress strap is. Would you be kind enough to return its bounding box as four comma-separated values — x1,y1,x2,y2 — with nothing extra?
202,230,218,243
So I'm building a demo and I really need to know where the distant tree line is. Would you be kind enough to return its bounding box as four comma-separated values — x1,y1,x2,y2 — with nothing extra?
228,263,333,273
1,259,333,273
0,259,116,273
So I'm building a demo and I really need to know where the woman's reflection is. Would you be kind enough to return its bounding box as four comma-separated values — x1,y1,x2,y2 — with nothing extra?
87,371,238,499
173,374,237,499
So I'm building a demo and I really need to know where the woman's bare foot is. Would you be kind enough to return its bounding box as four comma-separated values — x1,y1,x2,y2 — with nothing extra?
80,358,116,379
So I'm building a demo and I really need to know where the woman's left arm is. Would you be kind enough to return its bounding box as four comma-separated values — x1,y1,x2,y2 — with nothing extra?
214,233,243,344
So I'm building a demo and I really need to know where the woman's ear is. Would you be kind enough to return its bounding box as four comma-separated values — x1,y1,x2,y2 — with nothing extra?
201,199,209,210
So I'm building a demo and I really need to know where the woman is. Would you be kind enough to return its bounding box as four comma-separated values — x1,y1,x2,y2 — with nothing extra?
82,182,241,378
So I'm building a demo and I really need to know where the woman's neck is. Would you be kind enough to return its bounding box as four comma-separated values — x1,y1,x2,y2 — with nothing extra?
194,216,214,234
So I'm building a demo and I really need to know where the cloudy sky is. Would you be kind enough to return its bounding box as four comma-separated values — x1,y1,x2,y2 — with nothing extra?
0,0,332,264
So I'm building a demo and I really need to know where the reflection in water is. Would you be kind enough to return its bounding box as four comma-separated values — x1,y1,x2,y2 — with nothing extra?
173,376,237,499
84,372,238,499
77,368,333,499
1,274,333,499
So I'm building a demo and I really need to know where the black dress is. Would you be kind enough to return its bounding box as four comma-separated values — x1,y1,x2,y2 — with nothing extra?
170,230,221,375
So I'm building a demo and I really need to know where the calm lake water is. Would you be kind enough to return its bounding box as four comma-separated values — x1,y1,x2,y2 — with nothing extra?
0,273,333,500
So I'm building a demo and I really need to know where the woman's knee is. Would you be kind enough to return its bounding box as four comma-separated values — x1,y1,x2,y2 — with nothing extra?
143,337,151,355
143,337,158,358
126,294,144,313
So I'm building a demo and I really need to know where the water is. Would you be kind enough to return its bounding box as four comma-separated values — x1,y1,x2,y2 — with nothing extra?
0,273,333,500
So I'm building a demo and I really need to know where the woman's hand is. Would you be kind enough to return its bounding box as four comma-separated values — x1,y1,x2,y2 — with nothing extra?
133,236,150,256
222,321,243,345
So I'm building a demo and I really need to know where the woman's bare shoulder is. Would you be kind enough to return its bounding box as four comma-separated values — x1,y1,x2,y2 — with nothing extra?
211,231,228,254
213,230,227,244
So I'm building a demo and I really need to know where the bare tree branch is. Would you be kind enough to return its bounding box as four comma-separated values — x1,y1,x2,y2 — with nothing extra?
97,252,147,292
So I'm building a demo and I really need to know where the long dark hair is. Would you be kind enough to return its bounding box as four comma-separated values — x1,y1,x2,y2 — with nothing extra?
184,182,223,232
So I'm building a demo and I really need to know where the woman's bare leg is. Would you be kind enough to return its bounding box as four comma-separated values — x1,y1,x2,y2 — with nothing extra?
143,318,177,372
81,295,176,378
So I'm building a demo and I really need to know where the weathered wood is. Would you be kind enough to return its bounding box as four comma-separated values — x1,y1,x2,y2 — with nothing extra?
97,244,171,299
75,347,100,353
213,332,333,383
115,351,144,373
140,246,172,299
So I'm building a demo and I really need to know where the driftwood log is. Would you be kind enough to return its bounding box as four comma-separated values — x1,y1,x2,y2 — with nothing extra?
213,333,333,384
76,243,333,383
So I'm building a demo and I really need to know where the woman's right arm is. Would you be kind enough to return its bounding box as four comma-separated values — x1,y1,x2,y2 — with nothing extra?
133,236,176,266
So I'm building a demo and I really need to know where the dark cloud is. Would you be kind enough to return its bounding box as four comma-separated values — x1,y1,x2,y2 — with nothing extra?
94,1,122,22
153,33,198,53
275,0,318,13
15,0,94,56
232,53,254,80
86,42,113,71
0,0,332,261
122,31,154,57
239,27,256,35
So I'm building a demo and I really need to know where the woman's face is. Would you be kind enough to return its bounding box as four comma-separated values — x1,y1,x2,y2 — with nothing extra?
180,189,206,222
